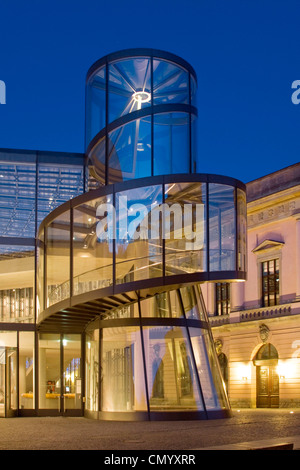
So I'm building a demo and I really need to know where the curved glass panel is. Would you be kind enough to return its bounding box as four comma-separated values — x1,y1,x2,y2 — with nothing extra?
164,182,207,274
190,75,197,107
142,325,203,411
73,196,113,296
153,59,189,105
0,245,34,323
108,117,152,184
209,183,236,271
46,212,70,307
180,285,206,321
109,58,151,123
189,328,228,410
101,326,148,412
140,290,183,318
154,113,189,175
86,51,197,184
115,185,163,284
86,65,106,147
36,230,44,317
237,188,247,272
85,329,99,412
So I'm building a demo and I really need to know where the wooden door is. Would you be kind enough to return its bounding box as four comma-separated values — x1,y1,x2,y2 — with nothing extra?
256,365,279,408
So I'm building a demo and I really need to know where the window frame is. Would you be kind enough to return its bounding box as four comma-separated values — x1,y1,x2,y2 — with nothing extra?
215,282,231,316
261,258,280,307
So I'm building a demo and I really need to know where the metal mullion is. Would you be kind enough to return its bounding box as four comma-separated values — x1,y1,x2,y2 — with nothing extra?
112,190,116,288
137,298,150,419
16,331,19,415
162,181,166,279
60,334,64,414
234,187,238,272
43,226,47,313
151,57,154,176
188,72,192,174
99,325,103,413
105,61,109,185
206,181,210,274
81,333,85,416
70,208,73,298
35,331,39,413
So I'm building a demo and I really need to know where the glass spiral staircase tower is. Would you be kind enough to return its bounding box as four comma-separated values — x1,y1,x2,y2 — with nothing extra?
37,49,247,420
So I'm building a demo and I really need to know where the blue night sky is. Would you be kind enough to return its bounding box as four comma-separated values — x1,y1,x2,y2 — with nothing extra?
0,0,299,183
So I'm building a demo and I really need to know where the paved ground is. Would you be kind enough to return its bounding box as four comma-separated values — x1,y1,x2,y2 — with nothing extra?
0,408,300,450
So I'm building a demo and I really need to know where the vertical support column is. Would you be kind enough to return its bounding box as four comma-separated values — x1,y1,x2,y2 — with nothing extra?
231,282,244,312
293,213,300,300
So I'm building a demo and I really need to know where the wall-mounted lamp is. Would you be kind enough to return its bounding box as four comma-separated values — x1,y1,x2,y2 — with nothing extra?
237,364,251,382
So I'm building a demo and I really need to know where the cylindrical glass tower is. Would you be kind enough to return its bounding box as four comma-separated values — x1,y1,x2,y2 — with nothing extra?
85,49,198,185
37,49,247,420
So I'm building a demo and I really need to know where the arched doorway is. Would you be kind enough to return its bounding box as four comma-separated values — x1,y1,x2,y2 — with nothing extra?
254,343,279,408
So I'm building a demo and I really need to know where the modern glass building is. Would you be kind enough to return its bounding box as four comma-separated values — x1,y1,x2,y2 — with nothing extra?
0,49,247,420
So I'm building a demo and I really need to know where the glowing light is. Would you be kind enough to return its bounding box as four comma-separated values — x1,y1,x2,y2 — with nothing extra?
132,91,151,104
237,363,251,382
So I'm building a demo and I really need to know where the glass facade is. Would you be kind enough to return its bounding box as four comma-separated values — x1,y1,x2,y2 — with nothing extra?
86,50,197,186
36,175,246,322
0,50,246,420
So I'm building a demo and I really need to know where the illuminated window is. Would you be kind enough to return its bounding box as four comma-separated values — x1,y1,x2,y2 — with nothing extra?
215,282,230,315
262,259,279,307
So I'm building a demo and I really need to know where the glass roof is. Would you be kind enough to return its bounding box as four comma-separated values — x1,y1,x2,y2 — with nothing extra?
0,152,84,238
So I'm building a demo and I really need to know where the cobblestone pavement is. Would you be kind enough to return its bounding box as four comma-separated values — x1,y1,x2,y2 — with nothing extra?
0,409,299,450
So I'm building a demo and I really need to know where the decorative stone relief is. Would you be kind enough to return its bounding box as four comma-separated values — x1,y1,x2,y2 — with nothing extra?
259,323,270,343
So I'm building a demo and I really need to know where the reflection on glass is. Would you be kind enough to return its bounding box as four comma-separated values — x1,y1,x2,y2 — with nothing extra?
19,332,35,410
63,335,81,411
0,245,35,323
88,136,106,184
154,113,189,175
108,117,151,183
189,328,228,410
153,59,189,105
101,327,147,412
0,332,17,416
38,334,61,409
164,182,206,274
73,197,113,296
37,163,84,228
109,58,151,123
140,291,183,318
143,326,203,410
85,329,99,412
209,184,236,271
104,303,139,320
86,65,106,146
190,75,197,107
46,212,70,307
115,185,163,284
37,231,44,318
237,188,247,272
180,285,206,321
0,161,36,238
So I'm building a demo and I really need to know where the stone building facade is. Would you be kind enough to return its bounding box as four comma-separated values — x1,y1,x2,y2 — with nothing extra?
202,162,300,408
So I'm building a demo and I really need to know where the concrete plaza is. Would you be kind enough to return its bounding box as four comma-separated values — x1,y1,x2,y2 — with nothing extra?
0,409,299,450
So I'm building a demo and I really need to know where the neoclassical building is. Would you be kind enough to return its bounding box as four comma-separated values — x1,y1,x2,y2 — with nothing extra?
204,162,300,408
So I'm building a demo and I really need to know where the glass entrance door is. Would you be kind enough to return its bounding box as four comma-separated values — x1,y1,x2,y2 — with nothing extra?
39,333,82,416
63,335,82,416
0,347,17,417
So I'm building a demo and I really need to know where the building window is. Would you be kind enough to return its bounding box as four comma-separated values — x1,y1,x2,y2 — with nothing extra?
262,259,279,307
215,283,230,315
